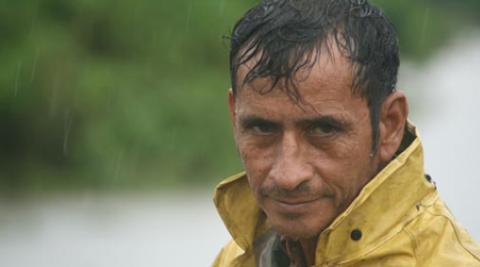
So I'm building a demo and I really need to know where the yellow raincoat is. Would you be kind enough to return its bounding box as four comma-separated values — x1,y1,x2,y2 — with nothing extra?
212,126,480,266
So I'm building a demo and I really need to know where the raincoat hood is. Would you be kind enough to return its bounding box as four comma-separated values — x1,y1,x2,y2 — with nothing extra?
213,124,480,266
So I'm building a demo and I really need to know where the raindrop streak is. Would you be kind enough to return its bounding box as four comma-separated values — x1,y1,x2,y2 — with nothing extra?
49,77,59,118
185,1,193,33
113,151,124,182
63,111,73,156
14,61,22,97
31,50,38,83
420,8,431,48
168,129,177,151
219,0,226,16
28,0,39,38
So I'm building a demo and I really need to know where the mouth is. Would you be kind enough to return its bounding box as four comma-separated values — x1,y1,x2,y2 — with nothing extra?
268,197,321,213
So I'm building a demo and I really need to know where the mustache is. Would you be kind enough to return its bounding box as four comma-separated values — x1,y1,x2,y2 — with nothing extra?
259,182,334,199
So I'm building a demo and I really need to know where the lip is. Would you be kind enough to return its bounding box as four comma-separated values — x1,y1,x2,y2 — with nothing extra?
269,197,321,213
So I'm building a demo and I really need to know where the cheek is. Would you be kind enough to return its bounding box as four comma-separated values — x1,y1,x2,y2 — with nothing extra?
308,137,373,202
236,138,274,186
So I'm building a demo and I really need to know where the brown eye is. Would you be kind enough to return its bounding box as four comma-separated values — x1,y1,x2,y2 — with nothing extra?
307,124,337,136
251,123,276,135
240,117,280,136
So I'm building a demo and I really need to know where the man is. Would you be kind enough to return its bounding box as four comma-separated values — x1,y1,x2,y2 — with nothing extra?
212,0,480,266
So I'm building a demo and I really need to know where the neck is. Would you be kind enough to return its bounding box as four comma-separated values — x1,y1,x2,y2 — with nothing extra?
299,236,318,266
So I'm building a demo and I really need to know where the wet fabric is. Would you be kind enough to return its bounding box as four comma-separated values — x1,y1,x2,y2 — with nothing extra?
212,124,480,266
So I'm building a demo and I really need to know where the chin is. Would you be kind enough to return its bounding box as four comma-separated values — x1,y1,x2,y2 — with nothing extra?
270,215,325,240
262,199,336,240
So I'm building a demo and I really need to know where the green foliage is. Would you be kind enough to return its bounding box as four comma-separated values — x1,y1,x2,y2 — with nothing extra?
0,0,478,191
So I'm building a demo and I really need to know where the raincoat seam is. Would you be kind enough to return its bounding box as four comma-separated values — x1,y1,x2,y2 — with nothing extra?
403,227,418,263
423,210,480,262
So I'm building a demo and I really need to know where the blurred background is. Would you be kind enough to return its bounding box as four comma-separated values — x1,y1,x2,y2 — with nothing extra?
0,0,479,266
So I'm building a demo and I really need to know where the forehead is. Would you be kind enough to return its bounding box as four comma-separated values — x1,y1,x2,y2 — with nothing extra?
234,47,367,119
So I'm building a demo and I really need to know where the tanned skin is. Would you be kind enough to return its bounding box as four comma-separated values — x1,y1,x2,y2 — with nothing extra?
229,45,408,265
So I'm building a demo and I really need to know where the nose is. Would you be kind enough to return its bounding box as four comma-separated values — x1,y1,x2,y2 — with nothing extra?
268,131,313,191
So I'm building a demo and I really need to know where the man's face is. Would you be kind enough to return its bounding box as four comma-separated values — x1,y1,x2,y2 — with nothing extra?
230,49,381,240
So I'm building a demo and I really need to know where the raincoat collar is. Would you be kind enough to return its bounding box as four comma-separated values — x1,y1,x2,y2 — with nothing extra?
213,123,437,264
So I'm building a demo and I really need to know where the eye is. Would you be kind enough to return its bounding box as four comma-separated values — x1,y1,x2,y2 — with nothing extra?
250,123,277,135
306,123,338,136
240,117,280,136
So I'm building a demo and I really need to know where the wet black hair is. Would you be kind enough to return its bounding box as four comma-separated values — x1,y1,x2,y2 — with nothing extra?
229,0,400,152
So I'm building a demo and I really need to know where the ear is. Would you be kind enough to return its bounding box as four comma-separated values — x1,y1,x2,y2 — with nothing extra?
378,91,409,162
228,88,236,126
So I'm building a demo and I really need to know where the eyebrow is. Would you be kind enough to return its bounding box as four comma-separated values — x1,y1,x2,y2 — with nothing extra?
238,114,351,130
296,115,351,130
